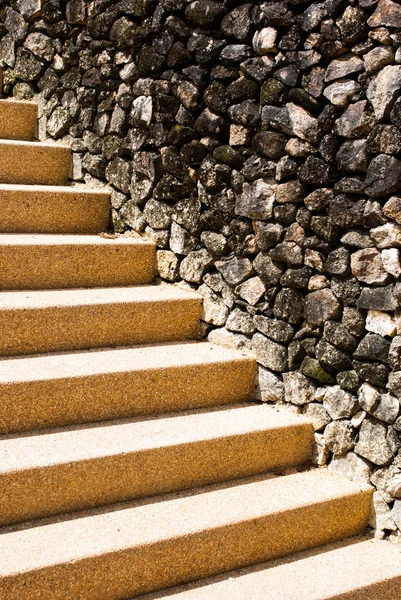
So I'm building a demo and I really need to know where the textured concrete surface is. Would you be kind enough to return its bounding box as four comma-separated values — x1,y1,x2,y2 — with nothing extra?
0,184,110,233
0,470,372,599
0,234,155,289
0,100,37,141
139,537,401,600
0,140,71,185
0,285,202,356
0,341,256,433
0,405,313,525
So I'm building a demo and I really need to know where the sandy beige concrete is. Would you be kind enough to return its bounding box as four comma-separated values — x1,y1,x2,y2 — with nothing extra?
0,285,201,356
0,140,71,185
0,234,155,289
0,470,372,599
0,100,37,141
0,341,256,433
0,405,313,525
0,184,110,233
139,537,401,600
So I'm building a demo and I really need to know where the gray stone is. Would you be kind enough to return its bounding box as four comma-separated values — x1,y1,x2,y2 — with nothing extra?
235,180,275,220
323,321,358,352
324,420,356,456
336,139,369,174
199,284,229,327
262,103,319,144
269,242,304,267
143,200,172,230
216,256,253,286
316,340,353,372
254,316,294,343
283,372,315,405
179,249,213,284
323,386,359,420
24,33,53,62
357,285,398,311
252,333,288,372
354,333,390,364
236,276,266,306
364,46,394,76
334,101,374,139
273,288,305,325
119,201,146,231
226,309,255,335
131,96,153,128
17,0,42,18
389,337,401,371
255,365,284,403
169,222,197,256
303,403,331,431
105,158,132,194
201,232,228,256
46,107,72,139
355,417,395,465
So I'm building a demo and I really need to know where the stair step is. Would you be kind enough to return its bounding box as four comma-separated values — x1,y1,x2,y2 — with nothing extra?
0,184,110,233
0,404,313,525
0,140,71,185
0,341,256,434
0,234,155,289
138,537,401,600
0,470,372,599
0,100,37,141
0,285,201,356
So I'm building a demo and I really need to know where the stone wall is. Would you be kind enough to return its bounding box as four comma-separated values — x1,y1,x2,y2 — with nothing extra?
3,0,401,538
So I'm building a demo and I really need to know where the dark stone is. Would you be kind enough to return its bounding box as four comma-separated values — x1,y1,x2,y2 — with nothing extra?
252,131,287,159
298,157,332,186
254,222,284,251
316,340,353,371
331,276,361,307
337,370,360,392
304,289,342,326
204,81,229,114
280,267,312,289
364,154,401,197
301,357,335,383
325,247,350,276
367,125,401,155
254,315,294,343
324,321,358,352
260,79,287,105
269,241,304,266
242,155,276,181
185,1,226,28
227,78,259,103
353,361,390,387
354,334,390,364
273,288,305,324
357,285,398,311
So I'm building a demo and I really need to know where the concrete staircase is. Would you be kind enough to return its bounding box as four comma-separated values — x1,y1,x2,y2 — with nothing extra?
0,98,399,599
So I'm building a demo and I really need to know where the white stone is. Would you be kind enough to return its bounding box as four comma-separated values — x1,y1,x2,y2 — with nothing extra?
255,365,284,402
328,451,371,484
235,276,266,306
367,65,401,121
229,124,250,146
382,248,401,277
369,491,397,531
371,223,401,248
252,28,278,55
207,327,252,351
312,433,330,466
351,410,366,428
323,79,361,107
366,310,397,337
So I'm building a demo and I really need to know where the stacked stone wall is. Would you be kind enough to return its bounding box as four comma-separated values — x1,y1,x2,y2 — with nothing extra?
4,0,401,538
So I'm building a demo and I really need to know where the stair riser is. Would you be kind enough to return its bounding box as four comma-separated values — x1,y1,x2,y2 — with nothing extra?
0,244,155,289
0,102,37,141
0,360,256,434
0,300,201,356
0,189,110,234
0,425,313,526
0,143,71,185
0,491,372,600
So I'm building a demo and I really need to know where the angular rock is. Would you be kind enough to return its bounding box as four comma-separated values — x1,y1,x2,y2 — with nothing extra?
367,65,401,121
357,284,398,311
303,403,331,431
262,103,319,144
304,289,342,326
283,372,315,405
351,248,389,285
328,451,371,484
354,333,390,364
254,315,294,343
366,311,397,337
252,333,288,372
235,180,275,220
371,223,401,249
334,101,374,139
179,249,213,284
216,256,253,286
255,365,284,403
324,420,356,456
226,308,255,335
236,276,266,305
323,80,361,107
368,0,401,27
156,250,180,282
325,55,363,83
273,288,305,324
355,417,395,466
323,385,359,420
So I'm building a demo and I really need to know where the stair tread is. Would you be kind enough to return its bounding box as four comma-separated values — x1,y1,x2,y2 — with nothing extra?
0,284,200,310
0,340,251,382
0,183,109,194
0,233,154,246
0,404,308,472
139,537,401,600
0,469,370,577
